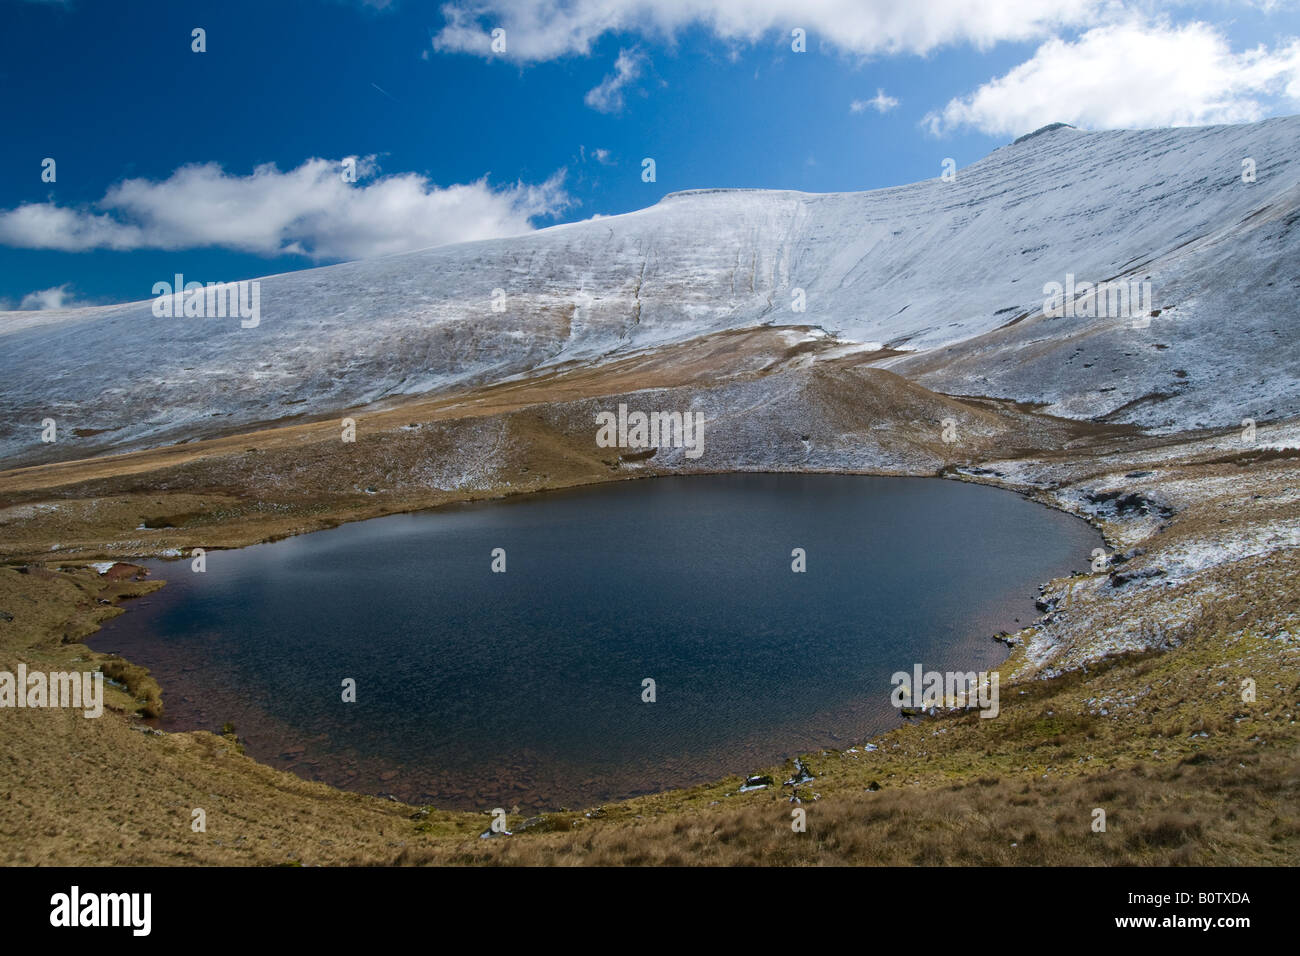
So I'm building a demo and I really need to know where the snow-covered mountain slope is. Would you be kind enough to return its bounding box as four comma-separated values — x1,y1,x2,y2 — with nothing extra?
2,116,1299,467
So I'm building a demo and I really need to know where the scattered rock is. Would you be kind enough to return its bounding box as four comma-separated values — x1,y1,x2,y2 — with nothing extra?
783,758,815,787
1111,566,1168,587
1109,547,1145,566
1085,489,1173,519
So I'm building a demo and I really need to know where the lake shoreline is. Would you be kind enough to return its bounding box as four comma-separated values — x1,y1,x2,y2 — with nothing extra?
2,369,1296,863
86,472,1076,812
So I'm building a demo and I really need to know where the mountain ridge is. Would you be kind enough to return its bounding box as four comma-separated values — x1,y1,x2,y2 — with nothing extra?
2,115,1298,466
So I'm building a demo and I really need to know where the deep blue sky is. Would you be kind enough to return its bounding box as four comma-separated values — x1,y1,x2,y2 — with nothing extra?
1,0,1297,307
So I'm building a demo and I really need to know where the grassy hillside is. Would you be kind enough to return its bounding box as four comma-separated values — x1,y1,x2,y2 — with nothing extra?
1,354,1296,865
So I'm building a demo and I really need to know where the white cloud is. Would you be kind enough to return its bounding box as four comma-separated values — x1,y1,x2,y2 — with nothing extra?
925,19,1300,136
17,284,85,310
0,158,570,261
432,0,1106,62
851,88,899,113
578,145,616,164
584,48,646,112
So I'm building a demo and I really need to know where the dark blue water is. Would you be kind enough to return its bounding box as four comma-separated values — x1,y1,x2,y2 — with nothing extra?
92,474,1099,810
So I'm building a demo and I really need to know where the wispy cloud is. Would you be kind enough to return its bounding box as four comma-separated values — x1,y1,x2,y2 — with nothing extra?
851,89,899,114
0,158,571,261
584,48,645,113
432,0,1107,62
580,145,615,165
14,284,86,311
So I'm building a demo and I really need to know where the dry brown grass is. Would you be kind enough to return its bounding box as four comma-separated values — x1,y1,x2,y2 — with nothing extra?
0,543,1294,866
0,345,1296,866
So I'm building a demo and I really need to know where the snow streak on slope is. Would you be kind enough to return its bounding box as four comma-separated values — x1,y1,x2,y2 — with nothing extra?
2,117,1299,465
